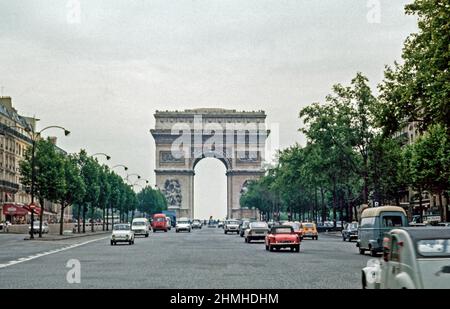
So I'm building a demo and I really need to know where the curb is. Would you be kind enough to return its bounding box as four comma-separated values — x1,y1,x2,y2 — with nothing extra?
24,231,110,241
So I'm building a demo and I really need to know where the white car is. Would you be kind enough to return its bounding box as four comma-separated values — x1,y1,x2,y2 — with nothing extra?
362,227,450,289
224,220,240,234
131,218,149,237
29,221,49,234
176,219,191,233
111,223,135,245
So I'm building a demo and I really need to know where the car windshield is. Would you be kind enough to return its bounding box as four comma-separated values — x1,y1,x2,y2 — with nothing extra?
250,222,268,229
114,224,130,231
350,223,358,229
273,227,293,234
178,221,189,224
382,216,403,227
132,222,145,226
417,239,450,257
155,217,165,222
227,220,239,224
285,222,300,230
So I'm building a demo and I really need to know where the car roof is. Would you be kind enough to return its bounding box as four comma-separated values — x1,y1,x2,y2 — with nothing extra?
361,206,406,218
394,227,450,241
272,225,293,229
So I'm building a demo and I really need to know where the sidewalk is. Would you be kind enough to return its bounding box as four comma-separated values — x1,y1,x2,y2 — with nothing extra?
24,230,110,241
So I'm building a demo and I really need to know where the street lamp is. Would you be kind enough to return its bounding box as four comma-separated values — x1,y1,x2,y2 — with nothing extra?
111,164,128,171
0,125,70,239
126,173,141,183
92,153,111,160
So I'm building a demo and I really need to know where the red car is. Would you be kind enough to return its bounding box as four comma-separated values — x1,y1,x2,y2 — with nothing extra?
151,213,168,232
265,225,301,252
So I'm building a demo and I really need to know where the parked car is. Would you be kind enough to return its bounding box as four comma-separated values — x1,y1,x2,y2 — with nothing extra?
111,223,135,245
239,220,251,237
29,221,49,234
131,218,149,237
437,222,450,227
265,225,301,252
300,222,318,240
342,222,359,242
165,217,172,231
244,221,269,243
191,219,202,229
362,227,450,289
152,213,168,232
357,206,408,257
176,218,191,233
224,219,240,234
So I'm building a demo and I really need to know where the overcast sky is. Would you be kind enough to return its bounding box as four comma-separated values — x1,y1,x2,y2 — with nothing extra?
0,0,417,219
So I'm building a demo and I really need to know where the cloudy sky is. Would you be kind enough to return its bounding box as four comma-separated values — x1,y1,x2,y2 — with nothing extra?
0,0,417,219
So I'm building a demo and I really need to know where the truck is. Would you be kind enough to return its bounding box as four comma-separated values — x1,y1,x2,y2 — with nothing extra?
162,210,177,227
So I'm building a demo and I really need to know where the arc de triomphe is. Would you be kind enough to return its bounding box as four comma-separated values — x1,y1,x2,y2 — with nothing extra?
151,108,269,219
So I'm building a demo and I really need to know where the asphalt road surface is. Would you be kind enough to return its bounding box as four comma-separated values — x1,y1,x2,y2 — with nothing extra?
0,228,371,288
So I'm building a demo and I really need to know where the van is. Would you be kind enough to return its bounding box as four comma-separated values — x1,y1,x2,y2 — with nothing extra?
131,218,149,237
152,213,168,232
357,206,408,256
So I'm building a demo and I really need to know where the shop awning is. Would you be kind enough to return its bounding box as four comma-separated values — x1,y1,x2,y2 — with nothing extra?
2,204,41,216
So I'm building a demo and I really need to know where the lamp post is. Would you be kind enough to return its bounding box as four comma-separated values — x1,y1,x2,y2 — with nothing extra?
126,173,141,184
92,153,111,160
111,164,128,171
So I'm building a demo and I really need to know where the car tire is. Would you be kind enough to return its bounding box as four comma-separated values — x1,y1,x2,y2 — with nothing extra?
370,249,378,257
225,231,228,234
359,248,365,255
265,244,269,251
129,241,132,245
290,247,294,252
247,238,251,243
315,236,318,240
269,245,274,252
145,233,149,238
153,230,156,233
110,240,114,246
342,235,346,241
164,229,168,232
245,238,248,243
176,229,179,233
295,245,300,253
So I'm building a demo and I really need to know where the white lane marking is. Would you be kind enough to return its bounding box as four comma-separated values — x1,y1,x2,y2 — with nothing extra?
0,236,109,269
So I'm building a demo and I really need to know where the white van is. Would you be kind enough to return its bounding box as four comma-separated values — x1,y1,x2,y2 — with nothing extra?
131,218,150,237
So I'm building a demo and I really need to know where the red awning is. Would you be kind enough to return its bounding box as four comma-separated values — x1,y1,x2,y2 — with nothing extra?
2,204,41,216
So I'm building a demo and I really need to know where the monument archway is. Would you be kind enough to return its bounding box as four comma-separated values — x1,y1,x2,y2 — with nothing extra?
150,108,269,219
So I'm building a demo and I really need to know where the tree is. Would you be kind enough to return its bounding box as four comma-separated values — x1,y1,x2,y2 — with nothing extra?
378,0,450,134
20,138,65,237
78,150,100,233
57,154,86,235
98,165,111,231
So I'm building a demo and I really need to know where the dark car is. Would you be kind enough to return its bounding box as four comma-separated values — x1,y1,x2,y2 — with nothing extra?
342,222,358,242
239,220,251,237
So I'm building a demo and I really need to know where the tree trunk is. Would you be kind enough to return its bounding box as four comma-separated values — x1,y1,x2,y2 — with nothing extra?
82,204,86,233
438,192,445,222
77,204,81,233
38,198,44,238
320,187,326,223
59,201,65,236
91,206,95,232
102,204,105,231
419,189,423,223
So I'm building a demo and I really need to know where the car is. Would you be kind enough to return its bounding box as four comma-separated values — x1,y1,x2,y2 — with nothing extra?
224,219,240,234
111,223,135,245
357,206,408,257
152,213,168,232
217,221,224,228
362,227,450,289
29,221,49,234
131,218,149,237
283,221,303,240
176,219,191,233
244,221,269,243
265,225,301,252
239,220,251,237
191,219,202,229
300,222,318,240
437,222,450,227
342,222,358,242
165,217,172,231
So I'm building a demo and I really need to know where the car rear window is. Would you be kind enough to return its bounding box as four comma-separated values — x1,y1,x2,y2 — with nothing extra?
417,239,450,257
273,228,293,234
250,222,268,229
303,223,314,228
382,215,403,227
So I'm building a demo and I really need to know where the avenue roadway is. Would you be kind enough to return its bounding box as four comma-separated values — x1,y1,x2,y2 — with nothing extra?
0,227,370,288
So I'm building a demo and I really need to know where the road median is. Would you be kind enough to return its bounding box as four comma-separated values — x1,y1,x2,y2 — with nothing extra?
24,231,110,241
